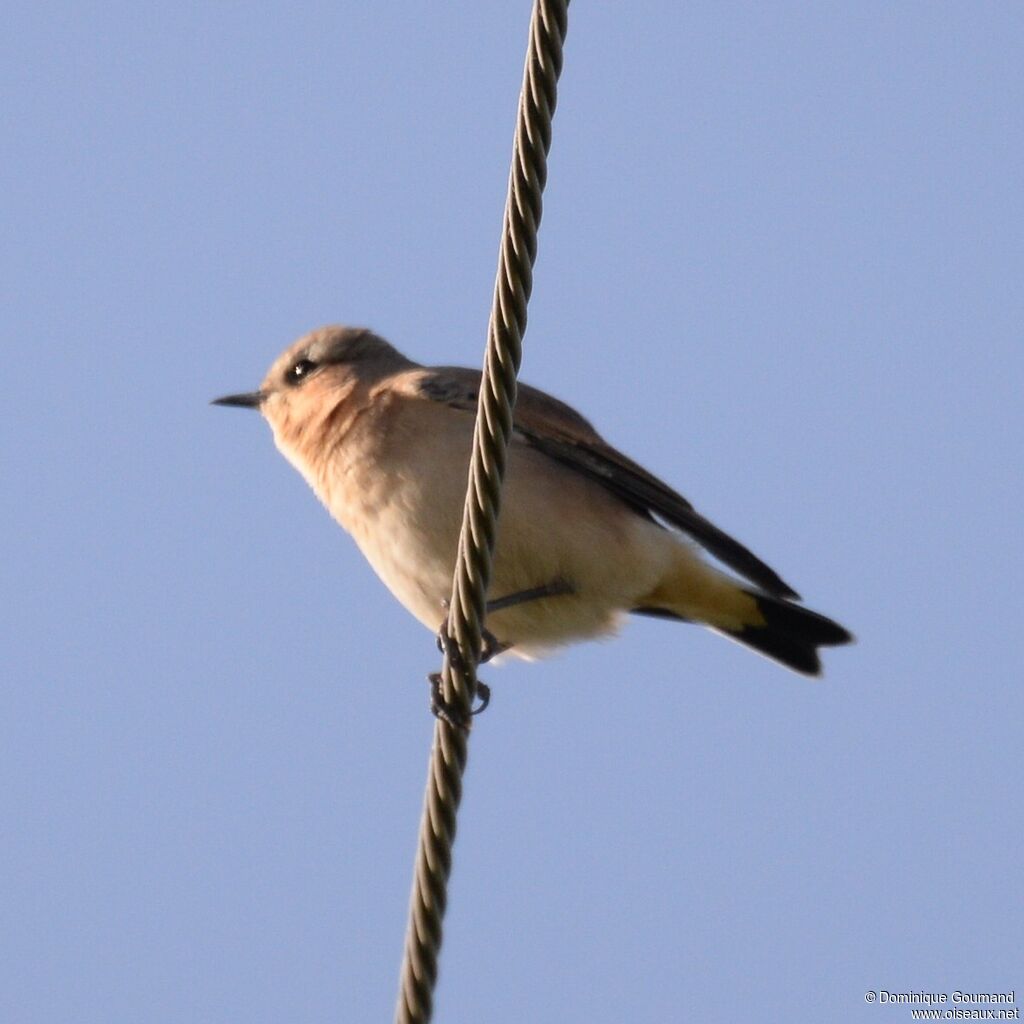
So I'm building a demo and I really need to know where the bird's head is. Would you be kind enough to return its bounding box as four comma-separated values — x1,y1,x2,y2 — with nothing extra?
212,325,414,464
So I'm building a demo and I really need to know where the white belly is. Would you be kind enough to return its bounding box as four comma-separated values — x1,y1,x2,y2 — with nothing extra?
309,397,681,658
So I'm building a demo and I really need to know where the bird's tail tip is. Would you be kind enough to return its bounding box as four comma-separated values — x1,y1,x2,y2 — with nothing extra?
723,591,853,676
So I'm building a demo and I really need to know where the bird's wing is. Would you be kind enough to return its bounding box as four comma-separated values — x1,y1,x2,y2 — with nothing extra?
409,367,799,599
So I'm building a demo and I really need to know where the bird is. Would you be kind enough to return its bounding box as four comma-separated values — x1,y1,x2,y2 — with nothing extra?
213,325,852,676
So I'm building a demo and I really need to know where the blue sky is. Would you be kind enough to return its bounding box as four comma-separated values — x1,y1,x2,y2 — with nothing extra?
3,4,1021,1022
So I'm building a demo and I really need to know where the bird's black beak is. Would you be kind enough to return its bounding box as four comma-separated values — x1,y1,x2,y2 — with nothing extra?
211,391,265,409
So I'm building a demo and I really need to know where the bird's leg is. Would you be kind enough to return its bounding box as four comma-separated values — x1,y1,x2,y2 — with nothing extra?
485,577,574,614
428,579,573,725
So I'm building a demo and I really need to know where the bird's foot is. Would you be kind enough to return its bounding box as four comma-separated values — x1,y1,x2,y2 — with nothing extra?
428,672,491,730
430,612,496,728
434,610,509,665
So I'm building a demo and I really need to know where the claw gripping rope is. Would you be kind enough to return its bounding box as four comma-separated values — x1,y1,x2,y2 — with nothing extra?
394,2,570,1021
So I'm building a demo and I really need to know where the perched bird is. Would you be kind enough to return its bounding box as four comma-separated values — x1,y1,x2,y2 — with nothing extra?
213,325,852,675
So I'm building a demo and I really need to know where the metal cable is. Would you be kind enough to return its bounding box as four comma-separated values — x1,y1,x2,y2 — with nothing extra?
394,3,569,1021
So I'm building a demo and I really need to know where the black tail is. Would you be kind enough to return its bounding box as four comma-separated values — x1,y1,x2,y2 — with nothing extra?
724,593,853,676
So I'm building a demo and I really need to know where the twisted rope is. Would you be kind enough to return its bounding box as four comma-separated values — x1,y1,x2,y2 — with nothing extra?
394,3,569,1021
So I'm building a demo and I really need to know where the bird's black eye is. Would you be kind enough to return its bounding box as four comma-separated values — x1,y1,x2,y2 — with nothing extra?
285,358,318,385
